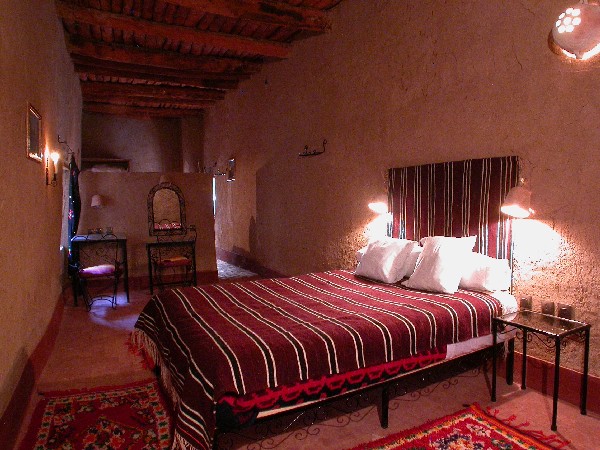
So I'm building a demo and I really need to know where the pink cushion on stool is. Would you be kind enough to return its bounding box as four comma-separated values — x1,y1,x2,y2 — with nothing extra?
158,256,191,268
79,264,116,278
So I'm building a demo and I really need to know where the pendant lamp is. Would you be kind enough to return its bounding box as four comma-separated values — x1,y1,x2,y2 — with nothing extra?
550,2,600,60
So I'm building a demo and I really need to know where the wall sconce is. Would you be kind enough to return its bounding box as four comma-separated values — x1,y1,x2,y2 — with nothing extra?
45,149,60,186
91,194,104,209
501,184,533,218
367,201,392,237
549,2,600,60
201,161,227,176
226,158,236,182
368,201,389,215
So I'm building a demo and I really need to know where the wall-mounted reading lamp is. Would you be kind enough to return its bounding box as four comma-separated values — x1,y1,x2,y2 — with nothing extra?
45,149,60,186
367,201,392,237
501,182,534,293
501,184,533,218
226,158,236,182
550,2,600,60
91,194,104,209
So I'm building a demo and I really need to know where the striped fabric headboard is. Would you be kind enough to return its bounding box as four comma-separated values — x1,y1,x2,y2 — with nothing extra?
388,156,519,259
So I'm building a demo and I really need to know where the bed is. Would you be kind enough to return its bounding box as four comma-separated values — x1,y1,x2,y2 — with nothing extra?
131,156,520,450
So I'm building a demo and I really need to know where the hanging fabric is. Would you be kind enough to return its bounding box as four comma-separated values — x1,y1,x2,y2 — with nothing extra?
67,155,81,275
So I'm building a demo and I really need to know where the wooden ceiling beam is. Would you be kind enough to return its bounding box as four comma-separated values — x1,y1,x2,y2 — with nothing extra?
81,81,226,101
83,95,217,109
164,0,331,33
75,63,240,90
56,1,291,58
84,102,205,117
75,63,239,90
72,56,247,83
66,37,262,73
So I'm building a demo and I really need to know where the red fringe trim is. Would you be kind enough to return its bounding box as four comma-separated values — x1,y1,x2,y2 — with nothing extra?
127,331,156,370
219,350,447,417
37,377,159,397
484,404,570,449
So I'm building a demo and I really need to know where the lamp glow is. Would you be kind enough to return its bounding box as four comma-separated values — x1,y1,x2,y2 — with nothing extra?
501,185,533,218
45,149,60,186
368,202,388,215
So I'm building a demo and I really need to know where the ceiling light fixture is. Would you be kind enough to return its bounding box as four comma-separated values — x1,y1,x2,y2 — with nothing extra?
550,1,600,60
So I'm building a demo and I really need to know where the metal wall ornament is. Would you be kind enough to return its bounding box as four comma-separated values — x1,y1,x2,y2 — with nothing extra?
299,139,327,157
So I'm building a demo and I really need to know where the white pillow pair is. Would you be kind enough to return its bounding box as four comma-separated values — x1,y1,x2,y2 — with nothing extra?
402,236,477,294
355,237,419,284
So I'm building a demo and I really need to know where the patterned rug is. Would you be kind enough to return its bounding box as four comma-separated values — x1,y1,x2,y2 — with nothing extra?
19,379,171,450
347,403,569,450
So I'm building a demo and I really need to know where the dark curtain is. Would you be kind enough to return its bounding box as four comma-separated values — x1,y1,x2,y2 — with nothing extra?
388,156,519,259
67,155,81,274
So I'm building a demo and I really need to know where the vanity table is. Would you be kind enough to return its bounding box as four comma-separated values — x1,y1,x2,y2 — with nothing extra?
146,180,197,294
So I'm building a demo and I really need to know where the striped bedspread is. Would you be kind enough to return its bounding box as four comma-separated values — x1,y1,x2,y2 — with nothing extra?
132,270,503,450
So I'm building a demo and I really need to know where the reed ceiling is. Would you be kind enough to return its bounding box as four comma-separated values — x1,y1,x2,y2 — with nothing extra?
55,0,343,117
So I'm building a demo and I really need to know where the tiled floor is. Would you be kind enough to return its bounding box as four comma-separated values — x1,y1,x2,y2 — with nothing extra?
217,259,258,280
14,268,600,449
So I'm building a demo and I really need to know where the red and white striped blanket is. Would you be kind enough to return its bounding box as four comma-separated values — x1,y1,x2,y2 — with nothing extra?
132,270,502,450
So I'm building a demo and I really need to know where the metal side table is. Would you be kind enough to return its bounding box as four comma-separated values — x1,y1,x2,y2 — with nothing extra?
491,310,590,431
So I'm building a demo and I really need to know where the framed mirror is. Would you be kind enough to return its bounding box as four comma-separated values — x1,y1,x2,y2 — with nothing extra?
148,182,186,236
27,104,43,162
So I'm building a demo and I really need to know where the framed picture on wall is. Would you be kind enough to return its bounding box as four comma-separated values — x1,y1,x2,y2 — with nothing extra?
27,103,43,162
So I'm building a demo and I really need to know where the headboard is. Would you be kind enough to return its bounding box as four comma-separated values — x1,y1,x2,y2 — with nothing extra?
388,156,519,259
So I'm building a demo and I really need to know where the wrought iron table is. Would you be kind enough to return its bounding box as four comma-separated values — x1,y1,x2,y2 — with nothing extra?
491,310,590,431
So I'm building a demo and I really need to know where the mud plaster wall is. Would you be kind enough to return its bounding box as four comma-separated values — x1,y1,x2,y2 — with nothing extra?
77,172,217,278
203,0,600,377
82,113,182,172
82,113,204,173
0,0,81,416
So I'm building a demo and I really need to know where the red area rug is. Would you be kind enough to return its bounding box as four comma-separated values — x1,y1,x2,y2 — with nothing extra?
19,379,171,449
348,403,569,450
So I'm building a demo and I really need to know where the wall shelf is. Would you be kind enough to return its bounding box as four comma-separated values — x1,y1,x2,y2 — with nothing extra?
82,158,130,172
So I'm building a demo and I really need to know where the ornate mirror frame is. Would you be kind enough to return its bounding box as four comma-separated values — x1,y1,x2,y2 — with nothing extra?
147,182,187,236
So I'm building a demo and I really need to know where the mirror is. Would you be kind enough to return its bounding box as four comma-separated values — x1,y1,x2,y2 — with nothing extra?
148,182,186,236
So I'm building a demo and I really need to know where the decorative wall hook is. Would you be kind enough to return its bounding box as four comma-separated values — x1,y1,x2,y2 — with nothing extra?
299,139,327,157
58,134,74,156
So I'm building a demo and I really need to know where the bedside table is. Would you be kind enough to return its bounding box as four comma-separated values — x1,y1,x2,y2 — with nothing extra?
491,310,590,431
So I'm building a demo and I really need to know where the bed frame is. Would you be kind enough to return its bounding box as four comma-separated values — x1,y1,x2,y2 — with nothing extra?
208,156,520,449
212,341,515,449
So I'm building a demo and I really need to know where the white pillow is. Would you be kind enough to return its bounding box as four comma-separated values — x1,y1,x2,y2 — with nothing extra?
419,235,477,251
355,238,418,283
402,236,477,294
402,245,423,278
459,252,511,292
356,245,368,262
